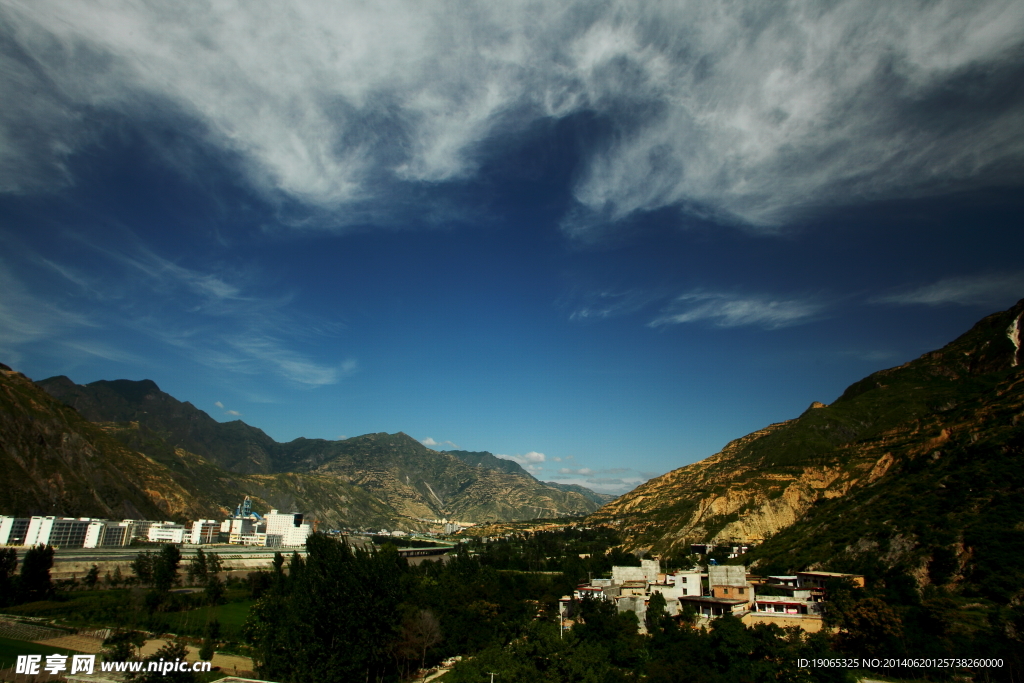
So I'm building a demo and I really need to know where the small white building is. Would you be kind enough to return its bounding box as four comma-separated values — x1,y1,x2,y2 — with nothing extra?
147,522,187,544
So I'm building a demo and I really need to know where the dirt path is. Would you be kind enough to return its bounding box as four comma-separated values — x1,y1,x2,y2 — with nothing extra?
33,634,105,654
138,638,255,677
21,634,256,679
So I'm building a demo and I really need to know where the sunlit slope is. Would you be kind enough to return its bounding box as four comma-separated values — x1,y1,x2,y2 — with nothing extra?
0,364,214,520
292,432,601,521
588,298,1024,556
37,376,601,524
1,364,403,528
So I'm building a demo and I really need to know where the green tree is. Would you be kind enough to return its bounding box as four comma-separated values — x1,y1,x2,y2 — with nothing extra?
84,564,100,589
646,591,673,635
102,629,146,664
153,545,181,592
205,552,223,577
0,548,17,607
835,597,905,659
272,551,286,592
203,575,225,605
186,549,207,585
199,619,220,661
131,551,154,585
20,544,54,602
245,535,404,682
821,577,862,629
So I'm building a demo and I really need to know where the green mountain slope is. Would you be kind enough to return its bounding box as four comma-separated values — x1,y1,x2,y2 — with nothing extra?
39,376,280,474
589,299,1024,566
744,360,1024,601
0,365,403,528
0,364,217,520
541,481,616,507
284,433,601,521
445,449,532,477
35,376,602,523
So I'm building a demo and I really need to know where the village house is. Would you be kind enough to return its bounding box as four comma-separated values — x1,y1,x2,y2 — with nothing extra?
566,557,864,632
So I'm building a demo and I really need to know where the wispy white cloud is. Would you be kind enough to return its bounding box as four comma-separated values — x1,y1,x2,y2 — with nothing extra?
60,340,145,365
0,260,97,365
497,451,547,473
548,463,657,494
224,336,352,387
499,451,546,464
421,437,460,448
649,291,824,329
87,242,246,307
2,1,1022,232
212,400,241,417
8,232,358,388
566,288,661,322
870,272,1024,307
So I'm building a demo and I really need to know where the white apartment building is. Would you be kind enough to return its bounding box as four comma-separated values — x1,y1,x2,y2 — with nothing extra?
147,522,187,544
130,520,157,541
0,516,30,545
3,515,133,548
83,520,134,548
263,510,311,547
190,519,221,545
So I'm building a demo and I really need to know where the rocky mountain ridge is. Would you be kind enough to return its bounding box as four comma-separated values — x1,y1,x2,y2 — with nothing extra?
7,372,603,527
588,299,1024,566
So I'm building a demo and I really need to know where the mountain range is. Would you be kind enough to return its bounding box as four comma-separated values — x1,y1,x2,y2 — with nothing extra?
587,298,1024,598
5,296,1022,602
0,370,605,529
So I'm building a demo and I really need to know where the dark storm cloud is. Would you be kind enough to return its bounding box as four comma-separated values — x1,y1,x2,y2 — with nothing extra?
2,1,1022,233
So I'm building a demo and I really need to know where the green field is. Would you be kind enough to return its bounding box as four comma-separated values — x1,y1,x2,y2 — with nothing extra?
0,636,81,670
164,599,254,639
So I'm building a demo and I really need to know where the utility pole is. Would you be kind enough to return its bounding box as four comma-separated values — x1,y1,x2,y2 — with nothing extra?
487,673,498,683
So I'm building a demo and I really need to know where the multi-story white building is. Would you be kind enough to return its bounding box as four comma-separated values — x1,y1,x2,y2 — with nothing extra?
2,515,133,548
190,520,221,545
98,520,135,547
0,516,30,546
83,520,132,548
130,520,157,541
263,510,311,547
221,517,266,545
27,517,101,549
147,522,187,544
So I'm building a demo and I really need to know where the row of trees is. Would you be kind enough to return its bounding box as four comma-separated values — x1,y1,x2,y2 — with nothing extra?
127,545,225,604
242,534,854,683
0,544,55,606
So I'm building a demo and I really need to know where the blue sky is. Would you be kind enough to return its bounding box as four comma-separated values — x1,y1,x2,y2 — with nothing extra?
1,1,1023,494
